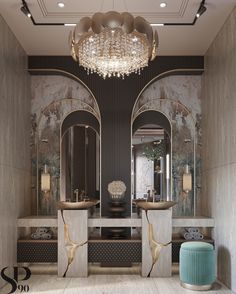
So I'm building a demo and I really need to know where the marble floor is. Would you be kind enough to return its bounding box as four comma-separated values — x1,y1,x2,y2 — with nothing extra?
0,275,234,294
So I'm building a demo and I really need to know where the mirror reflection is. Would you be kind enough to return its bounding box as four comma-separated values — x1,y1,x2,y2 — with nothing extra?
132,124,171,201
61,124,100,202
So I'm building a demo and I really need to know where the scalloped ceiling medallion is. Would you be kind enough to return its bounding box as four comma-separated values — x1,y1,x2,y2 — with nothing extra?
69,11,159,79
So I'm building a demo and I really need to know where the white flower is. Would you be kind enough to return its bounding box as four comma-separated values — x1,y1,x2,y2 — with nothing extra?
108,181,126,196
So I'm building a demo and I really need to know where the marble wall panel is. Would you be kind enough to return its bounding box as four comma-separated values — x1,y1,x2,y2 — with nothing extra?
202,6,236,292
134,76,202,216
0,15,31,288
31,74,201,216
30,76,100,215
134,76,201,119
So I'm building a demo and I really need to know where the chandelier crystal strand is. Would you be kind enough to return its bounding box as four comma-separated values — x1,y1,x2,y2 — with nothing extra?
70,12,158,79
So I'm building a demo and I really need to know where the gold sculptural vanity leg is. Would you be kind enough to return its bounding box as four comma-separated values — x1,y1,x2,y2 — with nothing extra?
58,210,88,277
61,211,88,277
142,209,172,277
145,211,172,277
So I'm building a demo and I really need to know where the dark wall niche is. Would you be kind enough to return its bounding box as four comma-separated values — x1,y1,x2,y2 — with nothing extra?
28,55,204,217
61,111,100,202
132,110,171,137
61,110,100,137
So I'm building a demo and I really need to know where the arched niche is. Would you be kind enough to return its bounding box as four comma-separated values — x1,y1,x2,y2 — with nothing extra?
60,110,100,204
133,110,171,137
132,111,172,205
33,75,101,216
132,76,199,216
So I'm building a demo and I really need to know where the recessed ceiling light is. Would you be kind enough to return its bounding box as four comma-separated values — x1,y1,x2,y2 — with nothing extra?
160,2,167,8
58,2,65,8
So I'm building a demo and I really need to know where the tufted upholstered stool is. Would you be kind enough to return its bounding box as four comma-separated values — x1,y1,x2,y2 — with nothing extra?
180,241,216,291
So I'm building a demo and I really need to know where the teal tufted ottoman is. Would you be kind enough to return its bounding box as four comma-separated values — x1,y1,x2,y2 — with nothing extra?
180,241,216,291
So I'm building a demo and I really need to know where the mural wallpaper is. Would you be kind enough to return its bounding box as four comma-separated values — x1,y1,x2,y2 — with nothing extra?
31,75,201,216
31,76,100,215
133,75,202,216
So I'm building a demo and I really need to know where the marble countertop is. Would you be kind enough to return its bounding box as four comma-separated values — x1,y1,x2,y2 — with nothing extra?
17,215,214,228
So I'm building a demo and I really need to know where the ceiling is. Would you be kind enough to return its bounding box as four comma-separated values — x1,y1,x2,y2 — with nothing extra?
0,0,235,56
133,128,164,145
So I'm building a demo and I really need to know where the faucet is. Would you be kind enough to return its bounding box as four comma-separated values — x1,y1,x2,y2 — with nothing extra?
79,190,85,201
74,189,79,202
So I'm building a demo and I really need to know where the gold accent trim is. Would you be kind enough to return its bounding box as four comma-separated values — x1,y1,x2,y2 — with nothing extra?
61,211,88,277
131,68,204,120
59,108,102,206
131,69,202,215
145,211,171,277
28,68,100,119
37,98,100,127
31,69,102,215
130,107,173,205
133,99,196,125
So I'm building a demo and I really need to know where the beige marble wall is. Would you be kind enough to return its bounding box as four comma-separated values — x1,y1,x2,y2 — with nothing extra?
0,15,31,288
202,7,236,292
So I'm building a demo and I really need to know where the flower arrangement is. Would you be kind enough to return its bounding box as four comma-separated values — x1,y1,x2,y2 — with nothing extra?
108,181,126,199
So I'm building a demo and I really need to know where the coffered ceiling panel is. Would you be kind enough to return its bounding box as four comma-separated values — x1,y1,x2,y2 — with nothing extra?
32,0,194,23
0,0,236,55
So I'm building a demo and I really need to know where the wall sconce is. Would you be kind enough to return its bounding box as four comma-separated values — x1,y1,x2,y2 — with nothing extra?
41,164,51,193
183,164,192,193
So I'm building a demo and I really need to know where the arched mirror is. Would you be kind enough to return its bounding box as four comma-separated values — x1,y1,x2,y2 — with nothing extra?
61,111,100,202
132,111,171,204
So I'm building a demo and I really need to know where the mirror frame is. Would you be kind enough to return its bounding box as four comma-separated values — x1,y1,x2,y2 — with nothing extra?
60,110,101,212
131,99,196,216
60,123,100,202
131,110,173,211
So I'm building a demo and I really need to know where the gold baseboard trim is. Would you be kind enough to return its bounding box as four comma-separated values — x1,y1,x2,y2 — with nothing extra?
181,282,212,291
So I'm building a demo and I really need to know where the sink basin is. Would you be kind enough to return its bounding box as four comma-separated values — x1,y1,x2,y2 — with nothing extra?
135,200,177,210
58,200,100,210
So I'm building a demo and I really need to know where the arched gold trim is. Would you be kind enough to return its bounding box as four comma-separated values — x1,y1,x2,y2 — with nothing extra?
131,70,201,215
59,109,101,216
61,124,99,141
133,98,196,127
131,68,203,120
37,98,100,132
28,68,101,119
35,97,101,215
132,107,172,136
130,108,173,204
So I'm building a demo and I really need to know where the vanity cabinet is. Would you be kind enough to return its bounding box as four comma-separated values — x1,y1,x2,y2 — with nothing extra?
57,209,172,278
17,215,215,273
58,210,88,277
17,216,58,264
172,216,215,263
17,239,57,263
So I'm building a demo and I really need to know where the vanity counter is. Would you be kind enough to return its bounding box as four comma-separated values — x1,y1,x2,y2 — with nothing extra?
172,216,215,227
88,214,141,227
17,216,57,227
17,215,215,228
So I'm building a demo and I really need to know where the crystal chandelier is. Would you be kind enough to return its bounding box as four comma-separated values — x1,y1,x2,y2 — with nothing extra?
69,11,159,79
